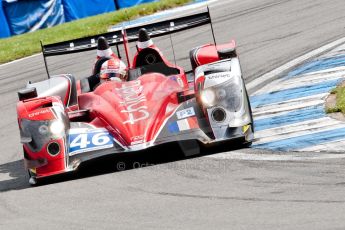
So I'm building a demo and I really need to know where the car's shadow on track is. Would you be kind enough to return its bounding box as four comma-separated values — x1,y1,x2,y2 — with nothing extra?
0,140,248,191
0,159,30,192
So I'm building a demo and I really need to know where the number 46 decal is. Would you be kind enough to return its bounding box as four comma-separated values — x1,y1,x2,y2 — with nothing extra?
69,131,114,155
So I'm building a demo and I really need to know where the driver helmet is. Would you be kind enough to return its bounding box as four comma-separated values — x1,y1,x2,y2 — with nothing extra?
100,59,127,82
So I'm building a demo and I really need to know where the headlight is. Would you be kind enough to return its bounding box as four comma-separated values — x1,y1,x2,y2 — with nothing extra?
20,118,68,152
200,89,216,107
49,120,65,136
38,125,49,135
201,79,242,111
215,88,227,100
20,119,51,152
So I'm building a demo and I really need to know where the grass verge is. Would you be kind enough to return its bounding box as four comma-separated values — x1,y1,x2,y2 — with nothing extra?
0,0,192,64
326,84,345,114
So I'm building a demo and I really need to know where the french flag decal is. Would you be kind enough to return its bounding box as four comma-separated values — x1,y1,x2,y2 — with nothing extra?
168,117,199,133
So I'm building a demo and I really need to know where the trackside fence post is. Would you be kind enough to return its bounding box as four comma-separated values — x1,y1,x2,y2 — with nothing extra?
114,0,120,10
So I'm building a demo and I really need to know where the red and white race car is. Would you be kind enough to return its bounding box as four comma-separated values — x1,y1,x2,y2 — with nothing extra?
16,11,254,184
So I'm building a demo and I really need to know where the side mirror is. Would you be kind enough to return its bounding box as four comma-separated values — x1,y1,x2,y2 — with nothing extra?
217,47,237,59
18,87,37,101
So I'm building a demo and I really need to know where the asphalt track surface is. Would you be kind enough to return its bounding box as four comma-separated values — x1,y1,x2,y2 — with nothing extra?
1,0,345,229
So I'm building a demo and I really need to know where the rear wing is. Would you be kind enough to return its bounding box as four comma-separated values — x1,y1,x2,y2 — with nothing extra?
41,9,215,77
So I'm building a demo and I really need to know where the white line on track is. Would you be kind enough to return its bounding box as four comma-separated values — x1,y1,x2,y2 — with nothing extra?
0,53,41,68
253,96,325,119
278,72,345,91
254,118,345,145
300,139,345,152
253,92,326,111
322,42,345,58
291,65,345,77
254,66,345,95
206,151,345,161
247,36,345,94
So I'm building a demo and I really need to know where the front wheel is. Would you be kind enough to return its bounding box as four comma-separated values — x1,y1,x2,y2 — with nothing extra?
27,170,38,186
243,141,252,148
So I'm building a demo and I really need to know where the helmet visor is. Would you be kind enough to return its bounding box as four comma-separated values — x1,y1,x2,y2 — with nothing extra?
100,70,126,80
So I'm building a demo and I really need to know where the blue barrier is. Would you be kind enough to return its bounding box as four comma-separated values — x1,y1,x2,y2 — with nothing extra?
0,0,11,38
116,0,158,9
62,0,115,22
0,0,161,38
2,0,65,35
